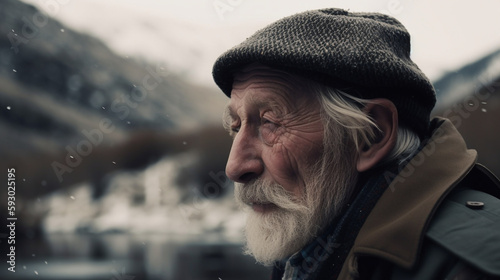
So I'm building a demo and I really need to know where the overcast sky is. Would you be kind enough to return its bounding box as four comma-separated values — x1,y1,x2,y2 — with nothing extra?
22,0,500,85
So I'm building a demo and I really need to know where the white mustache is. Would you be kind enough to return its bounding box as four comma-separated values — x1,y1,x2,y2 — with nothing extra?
234,179,309,213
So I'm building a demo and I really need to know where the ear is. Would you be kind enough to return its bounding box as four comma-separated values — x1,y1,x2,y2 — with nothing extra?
357,99,398,172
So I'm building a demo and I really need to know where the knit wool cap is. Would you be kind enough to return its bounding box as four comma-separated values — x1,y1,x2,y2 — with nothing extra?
212,8,436,138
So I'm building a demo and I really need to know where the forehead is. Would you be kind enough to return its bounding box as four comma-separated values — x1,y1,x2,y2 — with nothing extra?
227,65,314,112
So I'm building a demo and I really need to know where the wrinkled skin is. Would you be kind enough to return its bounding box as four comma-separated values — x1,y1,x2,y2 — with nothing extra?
224,65,324,212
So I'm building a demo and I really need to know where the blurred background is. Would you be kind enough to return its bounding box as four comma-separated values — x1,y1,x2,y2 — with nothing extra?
0,0,499,279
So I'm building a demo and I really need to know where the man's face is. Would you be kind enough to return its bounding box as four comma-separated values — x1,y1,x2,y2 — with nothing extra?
224,66,324,204
223,65,358,266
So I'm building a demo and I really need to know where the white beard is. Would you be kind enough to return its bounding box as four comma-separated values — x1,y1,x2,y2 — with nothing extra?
235,180,314,266
234,137,358,266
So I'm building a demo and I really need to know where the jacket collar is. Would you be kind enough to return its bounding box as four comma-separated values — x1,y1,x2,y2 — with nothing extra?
341,117,477,277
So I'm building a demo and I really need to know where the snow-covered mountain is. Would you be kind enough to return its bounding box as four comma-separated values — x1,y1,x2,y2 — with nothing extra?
433,48,500,111
0,0,230,158
19,0,261,87
433,48,500,176
0,0,233,233
1,0,228,154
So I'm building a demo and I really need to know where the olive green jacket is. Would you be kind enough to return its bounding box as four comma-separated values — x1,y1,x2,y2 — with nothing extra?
338,117,500,279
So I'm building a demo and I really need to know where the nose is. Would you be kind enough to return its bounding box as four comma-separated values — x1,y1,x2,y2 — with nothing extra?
225,130,264,183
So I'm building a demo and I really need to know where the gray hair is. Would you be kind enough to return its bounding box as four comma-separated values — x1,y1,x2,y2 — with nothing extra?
309,83,421,167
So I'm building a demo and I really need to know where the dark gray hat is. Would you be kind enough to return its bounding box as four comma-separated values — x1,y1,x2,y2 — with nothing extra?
212,8,436,137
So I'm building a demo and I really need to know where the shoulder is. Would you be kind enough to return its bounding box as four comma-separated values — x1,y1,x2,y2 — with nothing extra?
364,164,500,280
425,185,500,277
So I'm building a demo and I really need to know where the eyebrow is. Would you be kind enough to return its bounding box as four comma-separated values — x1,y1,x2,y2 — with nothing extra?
222,92,290,135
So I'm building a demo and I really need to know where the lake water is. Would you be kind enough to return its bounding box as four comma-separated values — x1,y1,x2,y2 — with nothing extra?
0,233,271,280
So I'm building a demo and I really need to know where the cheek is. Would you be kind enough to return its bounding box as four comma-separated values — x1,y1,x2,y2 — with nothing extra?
263,135,323,187
264,143,297,180
290,139,324,177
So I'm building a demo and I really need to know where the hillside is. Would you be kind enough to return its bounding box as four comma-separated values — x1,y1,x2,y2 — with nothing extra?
0,0,231,224
433,48,500,176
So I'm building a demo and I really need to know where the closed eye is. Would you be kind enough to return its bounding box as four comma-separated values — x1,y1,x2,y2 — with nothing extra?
231,126,240,134
262,118,275,125
227,121,240,138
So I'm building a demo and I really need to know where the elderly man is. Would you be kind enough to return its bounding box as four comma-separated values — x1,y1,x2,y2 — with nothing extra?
212,8,500,280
